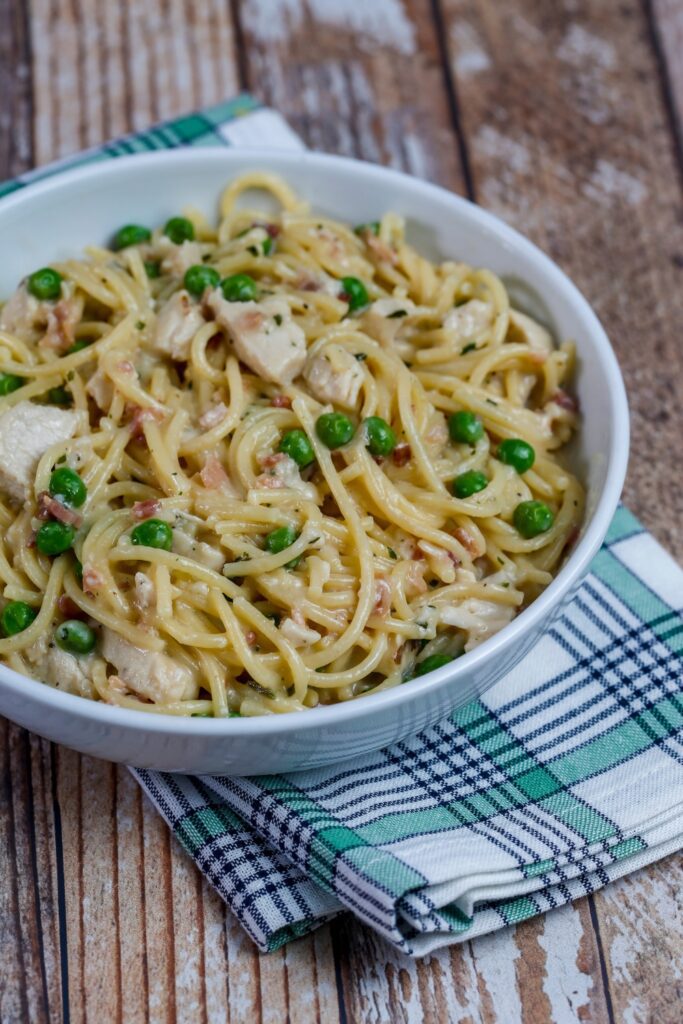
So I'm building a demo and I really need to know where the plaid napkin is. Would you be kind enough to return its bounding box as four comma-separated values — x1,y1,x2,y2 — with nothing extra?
8,99,683,956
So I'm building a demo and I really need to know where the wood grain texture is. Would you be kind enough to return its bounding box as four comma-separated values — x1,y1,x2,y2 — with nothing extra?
0,0,682,1021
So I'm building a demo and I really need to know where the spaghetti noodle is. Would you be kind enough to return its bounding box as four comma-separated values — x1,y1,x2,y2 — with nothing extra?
0,172,583,716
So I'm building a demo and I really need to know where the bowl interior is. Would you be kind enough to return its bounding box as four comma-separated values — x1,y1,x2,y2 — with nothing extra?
0,149,628,746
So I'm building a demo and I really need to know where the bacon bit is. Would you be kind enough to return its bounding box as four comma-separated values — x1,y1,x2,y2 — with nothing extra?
364,232,398,265
199,402,228,430
58,595,83,619
393,643,404,664
411,544,426,560
117,360,135,375
295,275,320,292
132,498,162,522
270,394,292,409
372,455,384,466
405,560,428,597
128,404,165,440
26,530,37,548
448,551,461,568
453,526,479,557
199,455,231,490
265,223,280,238
37,492,82,527
82,566,103,595
206,333,223,351
338,291,350,303
553,388,580,413
41,299,81,352
245,630,257,647
392,443,412,467
373,578,391,617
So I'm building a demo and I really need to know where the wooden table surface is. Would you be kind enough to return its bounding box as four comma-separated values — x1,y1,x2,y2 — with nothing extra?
1,1,683,1021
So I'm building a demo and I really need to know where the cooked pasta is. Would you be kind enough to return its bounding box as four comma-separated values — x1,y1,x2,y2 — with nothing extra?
0,172,584,716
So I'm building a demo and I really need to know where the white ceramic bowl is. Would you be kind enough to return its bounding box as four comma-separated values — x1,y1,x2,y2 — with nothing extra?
0,149,628,774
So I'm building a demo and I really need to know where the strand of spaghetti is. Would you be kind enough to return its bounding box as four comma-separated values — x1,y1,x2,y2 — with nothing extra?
0,557,65,655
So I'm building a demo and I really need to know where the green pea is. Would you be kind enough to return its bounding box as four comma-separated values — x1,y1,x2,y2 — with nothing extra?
1,601,37,636
414,653,453,677
497,438,535,474
35,521,75,556
341,276,369,312
47,386,72,406
112,224,151,250
0,373,24,396
264,525,298,555
131,518,173,550
55,619,96,655
363,416,396,457
513,500,554,539
184,264,221,298
144,260,161,279
278,429,315,468
448,410,484,445
164,217,195,245
316,412,355,449
49,467,87,508
27,268,62,301
220,273,259,302
452,470,488,499
67,338,93,354
354,221,380,236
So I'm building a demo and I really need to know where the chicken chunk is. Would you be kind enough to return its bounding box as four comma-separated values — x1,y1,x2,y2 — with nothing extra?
158,238,204,278
440,598,515,651
303,344,364,409
207,291,306,385
254,453,316,499
0,401,82,504
25,636,98,699
0,285,49,339
443,299,493,342
101,629,198,704
153,289,206,361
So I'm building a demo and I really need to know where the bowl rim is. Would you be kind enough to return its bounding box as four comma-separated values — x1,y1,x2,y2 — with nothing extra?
0,147,630,737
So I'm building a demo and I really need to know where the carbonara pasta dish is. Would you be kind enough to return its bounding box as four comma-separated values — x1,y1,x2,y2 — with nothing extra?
0,172,583,717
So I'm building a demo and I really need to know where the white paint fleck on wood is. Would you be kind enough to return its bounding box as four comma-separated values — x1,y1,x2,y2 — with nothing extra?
242,0,416,54
449,20,491,77
583,159,648,206
557,22,617,69
538,904,593,1022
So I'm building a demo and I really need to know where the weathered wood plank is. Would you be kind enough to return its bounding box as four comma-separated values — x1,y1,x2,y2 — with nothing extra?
440,0,683,560
651,0,683,153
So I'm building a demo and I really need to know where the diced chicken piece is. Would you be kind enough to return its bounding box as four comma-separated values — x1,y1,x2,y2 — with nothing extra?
133,571,155,612
41,295,83,352
153,289,206,361
101,629,198,704
0,285,49,339
440,598,515,651
443,299,493,341
158,238,204,277
254,452,316,500
303,344,364,409
198,402,228,429
25,636,98,699
508,310,554,354
362,297,415,347
0,401,82,504
86,368,114,410
207,291,306,386
279,615,321,648
172,528,225,572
